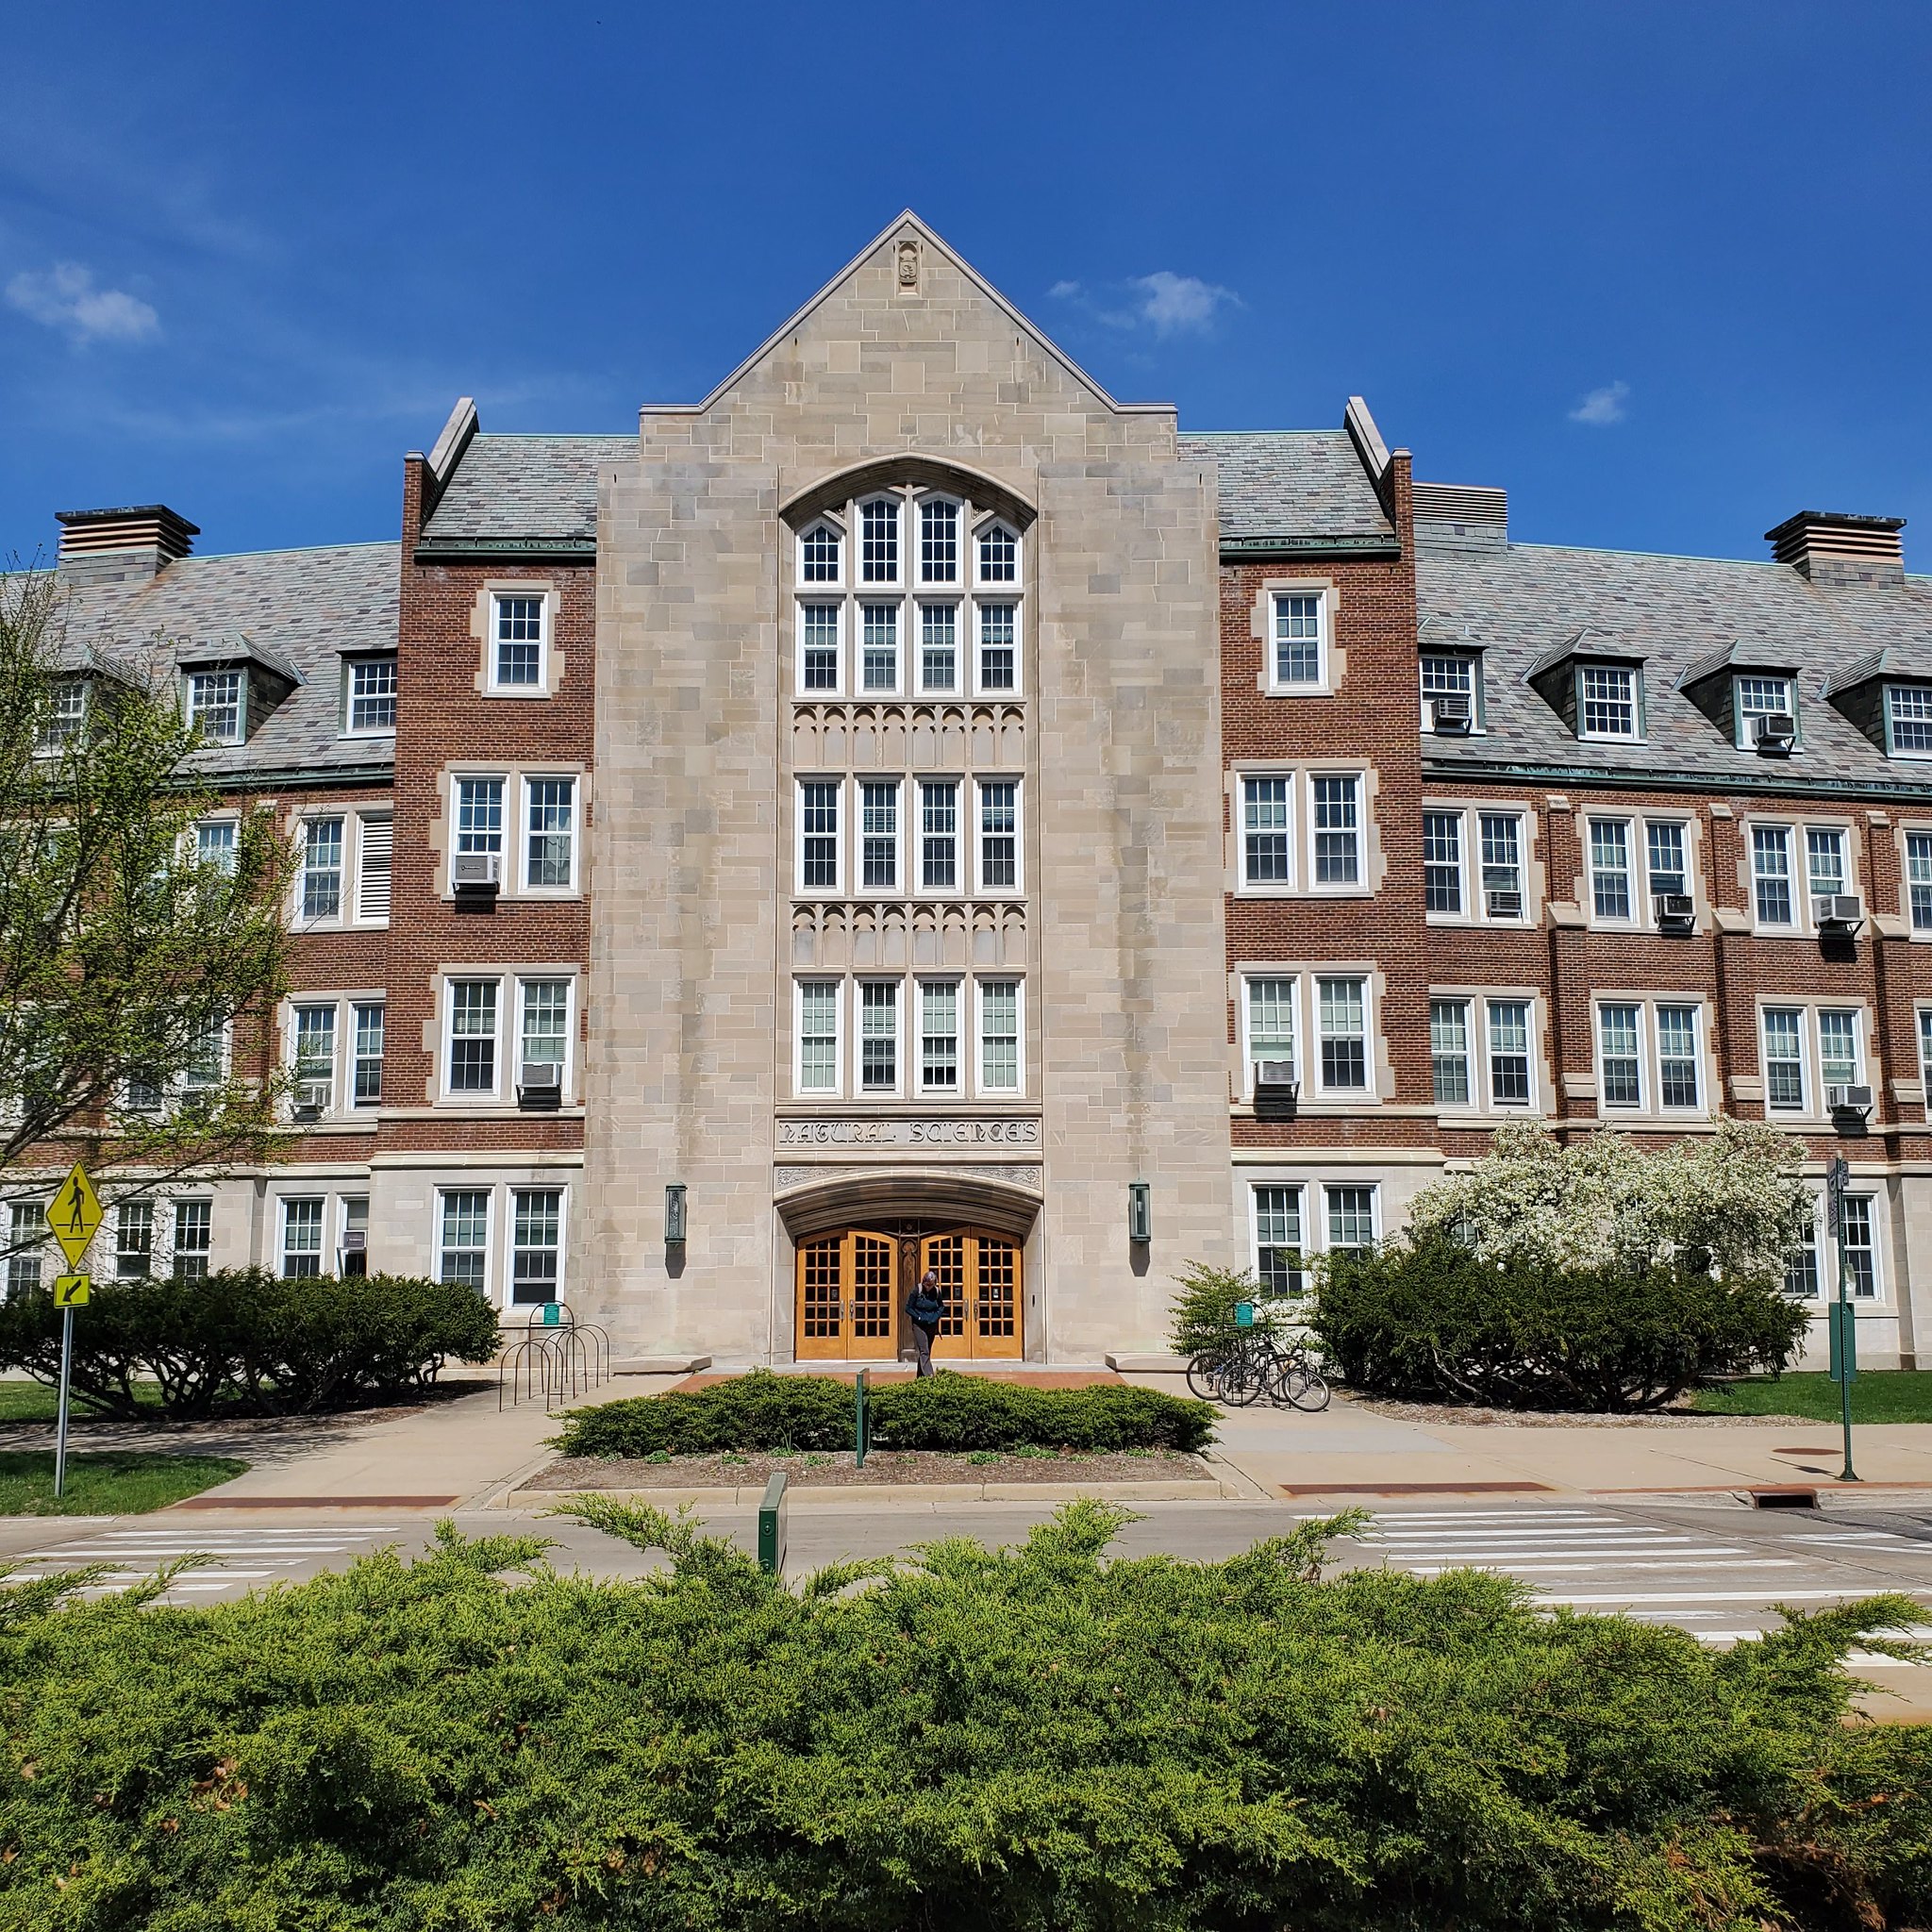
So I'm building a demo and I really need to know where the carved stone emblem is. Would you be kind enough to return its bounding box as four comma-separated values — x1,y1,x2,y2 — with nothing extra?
896,237,920,289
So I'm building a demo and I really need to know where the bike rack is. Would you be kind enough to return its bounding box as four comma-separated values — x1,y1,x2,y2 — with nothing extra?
497,1300,616,1409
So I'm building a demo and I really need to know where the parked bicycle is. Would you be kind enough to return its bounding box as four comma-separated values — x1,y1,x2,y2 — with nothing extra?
1186,1324,1330,1411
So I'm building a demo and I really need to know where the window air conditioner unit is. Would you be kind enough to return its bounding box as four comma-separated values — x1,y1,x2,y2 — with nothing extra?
1753,712,1796,753
292,1078,329,1116
1486,888,1524,920
451,852,501,892
1654,892,1696,932
1817,894,1864,935
1429,693,1474,735
518,1060,564,1106
1827,1083,1874,1119
1253,1061,1298,1097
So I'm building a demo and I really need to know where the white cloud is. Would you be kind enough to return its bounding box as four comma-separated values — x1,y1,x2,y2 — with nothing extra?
1569,380,1630,426
1049,270,1239,338
1129,271,1238,337
6,261,159,343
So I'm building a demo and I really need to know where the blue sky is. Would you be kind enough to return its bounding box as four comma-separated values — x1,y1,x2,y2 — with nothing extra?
4,1,1929,567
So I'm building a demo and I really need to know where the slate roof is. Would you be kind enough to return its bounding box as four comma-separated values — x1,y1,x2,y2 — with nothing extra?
1416,535,1932,793
47,541,399,781
1180,430,1393,545
418,435,628,549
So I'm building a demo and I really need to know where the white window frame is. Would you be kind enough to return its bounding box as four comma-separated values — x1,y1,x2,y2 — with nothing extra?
796,599,845,697
1238,773,1296,894
1840,1193,1882,1301
1734,673,1794,750
974,976,1024,1098
508,1185,568,1308
855,977,904,1097
1323,1181,1381,1254
1240,973,1303,1103
857,778,903,895
488,591,550,695
1265,590,1329,693
1904,828,1932,935
917,977,964,1096
1757,1003,1874,1121
1306,773,1366,893
975,517,1021,589
973,596,1023,697
514,975,576,1105
1313,974,1373,1100
350,999,385,1109
1420,805,1533,925
974,778,1022,895
277,1196,325,1280
797,514,845,590
435,1186,494,1297
858,495,903,587
857,599,903,695
342,654,398,737
1418,650,1482,732
194,815,241,876
294,814,347,925
794,977,845,1098
187,668,245,746
449,774,508,895
1575,661,1641,742
1482,995,1538,1109
1886,683,1932,759
916,779,961,896
1250,1183,1307,1298
916,598,962,694
796,776,843,896
288,1001,341,1115
916,493,963,588
441,975,505,1103
521,775,579,894
1746,818,1857,934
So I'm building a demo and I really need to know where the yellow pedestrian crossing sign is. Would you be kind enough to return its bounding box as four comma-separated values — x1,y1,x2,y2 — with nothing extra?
52,1164,103,1267
53,1274,90,1307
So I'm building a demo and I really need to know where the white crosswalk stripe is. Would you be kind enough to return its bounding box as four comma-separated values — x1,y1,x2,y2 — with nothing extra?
19,1524,404,1599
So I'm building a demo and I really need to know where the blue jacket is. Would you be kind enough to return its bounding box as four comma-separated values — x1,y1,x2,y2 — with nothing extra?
906,1287,945,1329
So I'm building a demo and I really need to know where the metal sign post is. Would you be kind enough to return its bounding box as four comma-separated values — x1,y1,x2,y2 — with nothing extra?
1826,1156,1858,1484
48,1164,104,1503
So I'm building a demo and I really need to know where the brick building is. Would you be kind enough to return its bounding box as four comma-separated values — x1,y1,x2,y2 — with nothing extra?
14,214,1931,1366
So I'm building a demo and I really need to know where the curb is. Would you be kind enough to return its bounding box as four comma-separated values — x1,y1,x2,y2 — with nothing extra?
494,1477,1233,1509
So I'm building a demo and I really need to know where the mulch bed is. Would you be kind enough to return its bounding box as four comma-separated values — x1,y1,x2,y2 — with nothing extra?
521,1448,1213,1490
1340,1392,1805,1429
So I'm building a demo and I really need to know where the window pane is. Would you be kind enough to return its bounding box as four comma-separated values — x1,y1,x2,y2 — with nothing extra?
1762,1008,1805,1108
1842,1197,1877,1298
860,499,899,582
8,1202,45,1295
1819,1009,1859,1086
191,671,243,743
525,778,575,888
172,1201,211,1281
978,781,1017,891
801,780,840,890
439,1190,491,1291
1423,811,1463,914
859,982,897,1091
448,980,498,1092
921,982,959,1091
520,979,570,1069
978,523,1017,583
1317,977,1367,1091
1489,999,1532,1105
348,657,397,731
1908,833,1932,932
1312,776,1360,885
510,1190,562,1306
860,604,899,690
279,1199,323,1280
494,596,544,687
979,980,1020,1091
1597,1003,1641,1108
1657,1006,1701,1108
1785,1211,1821,1299
456,780,505,857
1737,675,1790,745
1646,821,1688,898
920,782,958,891
116,1200,154,1280
1419,654,1474,697
1806,828,1846,901
1274,593,1322,683
1248,977,1297,1061
1478,814,1522,907
977,602,1017,691
1325,1185,1376,1251
1753,826,1793,924
799,980,840,1091
352,1002,385,1107
1243,777,1291,886
1430,998,1471,1106
292,1006,336,1105
301,817,344,920
1590,819,1631,920
800,603,841,691
1579,664,1636,737
919,602,958,691
920,500,958,583
860,782,898,891
801,524,841,583
1890,686,1932,754
1254,1186,1304,1297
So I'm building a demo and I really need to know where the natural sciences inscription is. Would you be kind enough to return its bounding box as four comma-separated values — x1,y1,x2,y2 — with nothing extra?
777,1118,1041,1147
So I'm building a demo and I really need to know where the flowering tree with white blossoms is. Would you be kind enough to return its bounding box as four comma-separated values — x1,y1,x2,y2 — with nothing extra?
1407,1116,1812,1287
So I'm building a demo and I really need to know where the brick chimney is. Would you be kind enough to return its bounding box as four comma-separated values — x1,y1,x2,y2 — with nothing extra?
55,505,198,586
1766,510,1905,588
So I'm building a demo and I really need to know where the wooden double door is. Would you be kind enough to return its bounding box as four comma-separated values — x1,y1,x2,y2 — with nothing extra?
794,1226,1023,1361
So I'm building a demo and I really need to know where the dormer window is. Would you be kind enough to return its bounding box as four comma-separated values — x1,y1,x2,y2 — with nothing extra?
859,498,900,584
919,499,959,583
978,522,1018,583
800,523,841,585
1577,663,1640,741
1420,650,1481,732
491,595,545,691
1886,684,1932,757
344,655,397,735
189,670,244,744
38,679,87,753
1268,591,1327,691
1735,674,1795,750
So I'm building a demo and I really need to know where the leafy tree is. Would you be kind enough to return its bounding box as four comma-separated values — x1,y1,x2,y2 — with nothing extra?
1407,1116,1812,1286
0,566,292,1265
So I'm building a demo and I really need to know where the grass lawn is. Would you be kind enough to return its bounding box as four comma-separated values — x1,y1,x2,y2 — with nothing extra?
1691,1372,1932,1424
0,1379,168,1423
0,1451,246,1515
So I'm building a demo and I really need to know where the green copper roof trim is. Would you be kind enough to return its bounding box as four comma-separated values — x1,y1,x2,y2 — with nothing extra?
413,538,595,562
1421,755,1932,805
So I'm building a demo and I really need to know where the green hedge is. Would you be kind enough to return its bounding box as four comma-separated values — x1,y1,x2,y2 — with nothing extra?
0,1270,502,1420
1310,1238,1811,1412
553,1368,1217,1457
3,1507,1929,1929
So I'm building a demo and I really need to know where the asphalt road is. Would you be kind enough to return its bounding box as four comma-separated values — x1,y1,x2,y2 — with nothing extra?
11,1496,1932,1707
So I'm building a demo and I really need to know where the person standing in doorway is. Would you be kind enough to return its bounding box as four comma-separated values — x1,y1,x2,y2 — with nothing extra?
906,1268,944,1377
